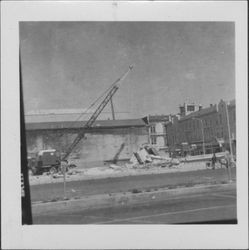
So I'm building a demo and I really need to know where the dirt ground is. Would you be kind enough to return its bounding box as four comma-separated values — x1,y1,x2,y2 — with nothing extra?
29,160,224,186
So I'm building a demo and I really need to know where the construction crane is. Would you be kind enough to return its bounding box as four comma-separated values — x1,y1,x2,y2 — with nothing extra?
62,65,134,161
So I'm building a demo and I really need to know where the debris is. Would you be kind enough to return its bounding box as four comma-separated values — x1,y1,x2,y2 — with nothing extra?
109,164,121,170
130,153,139,165
137,148,152,163
129,144,180,168
149,155,164,160
52,173,64,179
144,145,159,156
134,152,144,164
171,158,180,165
132,189,142,194
68,169,81,175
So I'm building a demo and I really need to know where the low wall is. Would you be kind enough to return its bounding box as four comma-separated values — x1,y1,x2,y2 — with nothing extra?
182,152,226,163
26,127,149,167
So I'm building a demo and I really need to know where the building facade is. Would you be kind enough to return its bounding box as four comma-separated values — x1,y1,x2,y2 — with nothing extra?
25,113,149,168
166,100,236,156
142,115,170,150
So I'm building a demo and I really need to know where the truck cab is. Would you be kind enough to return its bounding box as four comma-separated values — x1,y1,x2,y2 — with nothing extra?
28,149,60,175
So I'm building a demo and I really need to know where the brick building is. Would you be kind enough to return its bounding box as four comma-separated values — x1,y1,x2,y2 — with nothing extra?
166,100,236,156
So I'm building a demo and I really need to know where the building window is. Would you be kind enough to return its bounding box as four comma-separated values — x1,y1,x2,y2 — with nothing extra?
219,114,222,124
150,125,156,134
151,136,157,145
187,105,195,111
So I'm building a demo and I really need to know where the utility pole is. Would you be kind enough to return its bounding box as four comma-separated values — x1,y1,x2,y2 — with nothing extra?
200,119,205,155
224,101,233,183
225,101,234,160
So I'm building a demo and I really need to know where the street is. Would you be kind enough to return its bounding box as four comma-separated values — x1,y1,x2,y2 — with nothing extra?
30,167,236,202
33,185,236,224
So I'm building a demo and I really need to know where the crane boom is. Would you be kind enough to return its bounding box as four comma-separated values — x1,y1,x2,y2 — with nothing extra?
62,65,133,160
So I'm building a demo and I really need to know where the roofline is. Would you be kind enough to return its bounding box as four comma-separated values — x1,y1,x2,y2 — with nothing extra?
179,106,218,122
25,118,147,131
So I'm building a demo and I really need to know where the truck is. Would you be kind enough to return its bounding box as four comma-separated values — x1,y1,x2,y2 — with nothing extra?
28,150,59,175
28,149,76,175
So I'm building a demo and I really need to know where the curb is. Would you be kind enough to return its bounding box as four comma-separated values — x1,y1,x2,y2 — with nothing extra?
32,182,236,215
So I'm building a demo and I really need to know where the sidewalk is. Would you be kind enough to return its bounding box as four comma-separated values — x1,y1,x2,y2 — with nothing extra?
29,160,209,186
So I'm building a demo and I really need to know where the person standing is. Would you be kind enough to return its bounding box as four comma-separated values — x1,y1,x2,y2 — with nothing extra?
211,152,217,170
224,150,231,168
224,149,232,182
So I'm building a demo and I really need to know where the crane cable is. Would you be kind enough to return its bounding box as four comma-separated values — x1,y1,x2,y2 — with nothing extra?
61,65,133,133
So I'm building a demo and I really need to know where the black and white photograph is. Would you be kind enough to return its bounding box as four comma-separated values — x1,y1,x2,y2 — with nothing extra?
20,21,238,225
1,1,248,249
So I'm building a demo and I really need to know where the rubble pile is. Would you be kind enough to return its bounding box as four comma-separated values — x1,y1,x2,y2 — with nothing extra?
126,144,180,169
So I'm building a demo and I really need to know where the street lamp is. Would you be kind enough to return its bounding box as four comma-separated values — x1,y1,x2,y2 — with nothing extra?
192,117,205,155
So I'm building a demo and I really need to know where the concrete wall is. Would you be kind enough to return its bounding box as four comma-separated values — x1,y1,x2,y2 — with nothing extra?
26,127,149,168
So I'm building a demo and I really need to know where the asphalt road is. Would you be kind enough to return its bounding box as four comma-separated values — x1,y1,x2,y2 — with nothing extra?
30,168,236,202
33,186,237,224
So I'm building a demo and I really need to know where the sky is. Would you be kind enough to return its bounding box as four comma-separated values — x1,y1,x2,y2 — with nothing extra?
20,22,235,119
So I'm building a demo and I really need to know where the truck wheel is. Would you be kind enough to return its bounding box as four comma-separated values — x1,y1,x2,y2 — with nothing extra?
49,167,57,175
